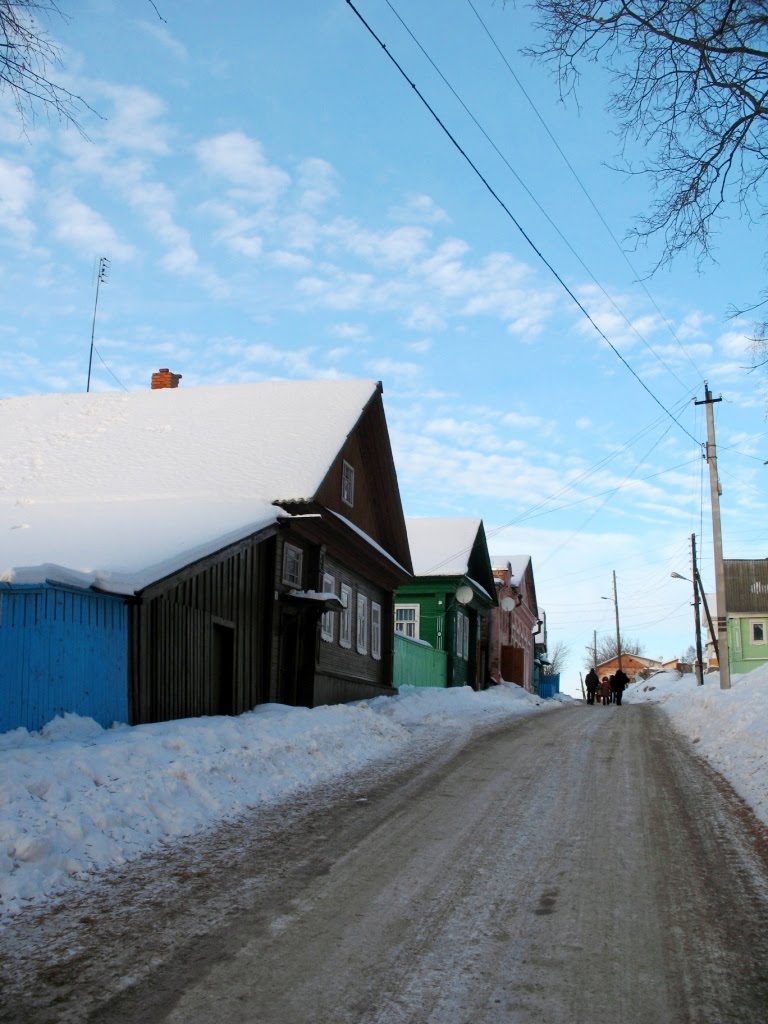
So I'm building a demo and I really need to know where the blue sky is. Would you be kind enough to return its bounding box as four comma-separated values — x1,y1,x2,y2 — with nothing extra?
2,0,767,693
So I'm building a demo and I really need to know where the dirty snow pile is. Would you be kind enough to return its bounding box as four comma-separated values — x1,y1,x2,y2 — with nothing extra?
624,664,768,827
0,683,562,920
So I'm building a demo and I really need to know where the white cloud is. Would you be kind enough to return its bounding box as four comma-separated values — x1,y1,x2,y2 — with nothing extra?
391,193,449,225
297,157,338,211
677,310,713,339
0,158,35,243
366,357,422,384
716,327,752,358
98,85,171,155
138,21,189,61
269,249,313,271
196,132,290,202
47,192,135,260
329,323,368,340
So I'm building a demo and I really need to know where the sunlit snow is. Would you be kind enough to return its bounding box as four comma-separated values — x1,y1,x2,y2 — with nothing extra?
1,665,766,922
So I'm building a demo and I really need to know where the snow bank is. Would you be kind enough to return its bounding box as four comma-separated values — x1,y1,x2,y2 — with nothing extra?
624,664,768,826
0,683,558,919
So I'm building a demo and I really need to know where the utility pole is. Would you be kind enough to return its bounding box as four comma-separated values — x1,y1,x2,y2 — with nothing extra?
612,570,622,672
695,383,731,689
600,573,622,670
592,630,598,668
690,534,704,686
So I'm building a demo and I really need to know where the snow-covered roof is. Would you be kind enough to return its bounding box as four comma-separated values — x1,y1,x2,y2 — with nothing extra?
405,517,482,577
1,379,379,593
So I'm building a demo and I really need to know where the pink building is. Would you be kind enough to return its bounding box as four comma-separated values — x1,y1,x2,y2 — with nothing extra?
487,556,540,691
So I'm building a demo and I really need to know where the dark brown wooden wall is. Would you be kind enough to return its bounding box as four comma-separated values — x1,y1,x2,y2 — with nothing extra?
315,552,394,697
129,536,275,724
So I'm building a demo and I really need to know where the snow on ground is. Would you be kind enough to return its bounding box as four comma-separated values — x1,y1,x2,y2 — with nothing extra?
2,667,765,924
0,683,562,920
623,664,768,827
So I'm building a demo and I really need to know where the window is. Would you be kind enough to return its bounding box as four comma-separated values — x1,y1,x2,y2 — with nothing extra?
356,593,369,654
282,543,303,587
340,584,352,648
342,460,355,507
371,602,382,660
320,573,335,642
456,610,469,660
395,605,420,639
751,620,766,644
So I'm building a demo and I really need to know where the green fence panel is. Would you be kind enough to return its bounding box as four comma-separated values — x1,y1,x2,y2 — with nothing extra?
393,633,448,689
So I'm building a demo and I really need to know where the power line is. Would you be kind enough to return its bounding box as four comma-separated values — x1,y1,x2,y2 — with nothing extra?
345,0,701,447
382,0,697,395
463,0,706,382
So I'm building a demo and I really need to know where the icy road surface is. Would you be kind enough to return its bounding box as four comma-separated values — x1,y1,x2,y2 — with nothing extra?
2,704,767,1023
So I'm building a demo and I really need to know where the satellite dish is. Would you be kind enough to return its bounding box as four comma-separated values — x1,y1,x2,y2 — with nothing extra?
455,585,473,606
500,596,516,612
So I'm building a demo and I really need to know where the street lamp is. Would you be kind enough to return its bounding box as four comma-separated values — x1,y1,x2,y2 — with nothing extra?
600,570,622,671
670,571,704,686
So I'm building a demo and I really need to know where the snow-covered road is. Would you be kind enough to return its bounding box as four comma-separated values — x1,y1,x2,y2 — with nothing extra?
2,703,767,1023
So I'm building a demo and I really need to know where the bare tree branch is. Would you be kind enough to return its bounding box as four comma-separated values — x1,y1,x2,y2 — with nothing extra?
523,0,768,269
0,0,99,135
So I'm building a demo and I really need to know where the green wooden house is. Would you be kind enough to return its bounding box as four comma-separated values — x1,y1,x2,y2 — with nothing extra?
724,559,768,675
394,518,497,689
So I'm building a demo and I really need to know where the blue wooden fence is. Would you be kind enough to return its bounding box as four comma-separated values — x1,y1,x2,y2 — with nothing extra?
537,673,561,699
0,585,128,733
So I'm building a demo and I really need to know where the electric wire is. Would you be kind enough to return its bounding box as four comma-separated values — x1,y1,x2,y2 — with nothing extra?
463,0,706,382
90,346,129,392
345,0,701,447
381,0,696,395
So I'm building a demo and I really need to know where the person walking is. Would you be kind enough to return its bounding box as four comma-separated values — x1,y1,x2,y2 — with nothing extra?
612,667,629,706
585,668,599,705
600,675,611,706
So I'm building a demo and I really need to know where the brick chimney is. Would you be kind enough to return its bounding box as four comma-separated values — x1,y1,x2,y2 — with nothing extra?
151,368,182,390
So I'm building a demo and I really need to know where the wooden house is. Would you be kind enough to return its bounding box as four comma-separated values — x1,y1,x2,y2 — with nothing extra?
0,377,412,732
595,653,662,684
724,559,768,675
488,555,540,691
394,518,497,689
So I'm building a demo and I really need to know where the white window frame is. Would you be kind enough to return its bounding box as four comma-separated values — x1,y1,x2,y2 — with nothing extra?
456,610,469,660
320,572,335,642
339,584,352,649
356,593,369,655
371,602,382,661
282,543,303,588
341,460,355,507
751,620,766,645
395,604,420,639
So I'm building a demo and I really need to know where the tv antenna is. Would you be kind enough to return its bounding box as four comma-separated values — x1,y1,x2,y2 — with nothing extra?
87,256,111,392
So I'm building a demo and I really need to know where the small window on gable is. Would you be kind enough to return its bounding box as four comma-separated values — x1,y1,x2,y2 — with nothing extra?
282,543,303,587
371,602,382,661
340,584,352,649
320,572,335,642
752,620,766,644
342,460,355,507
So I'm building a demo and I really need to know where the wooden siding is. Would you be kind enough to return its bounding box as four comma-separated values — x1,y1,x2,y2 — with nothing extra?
393,633,448,688
724,560,768,614
130,535,275,724
0,586,128,733
314,388,412,574
316,552,391,691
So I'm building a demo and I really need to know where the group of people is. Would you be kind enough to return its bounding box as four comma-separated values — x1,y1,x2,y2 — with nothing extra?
584,667,629,706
